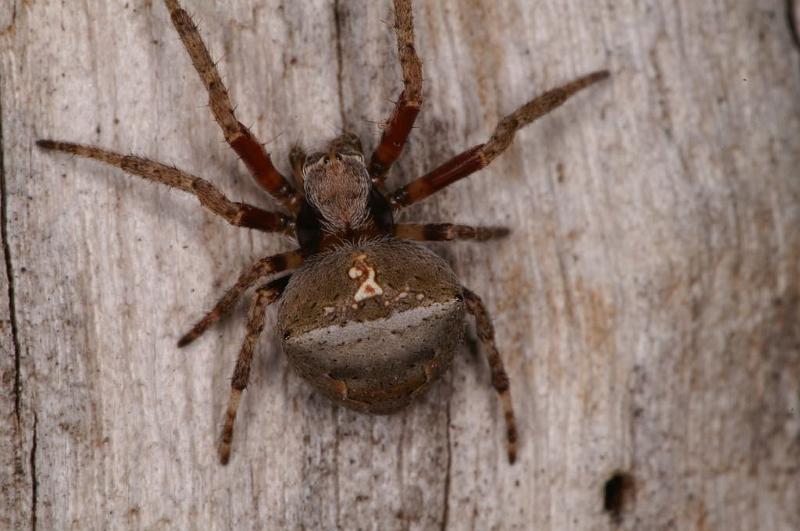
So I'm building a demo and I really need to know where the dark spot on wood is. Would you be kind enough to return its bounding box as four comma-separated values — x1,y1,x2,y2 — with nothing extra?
603,471,635,523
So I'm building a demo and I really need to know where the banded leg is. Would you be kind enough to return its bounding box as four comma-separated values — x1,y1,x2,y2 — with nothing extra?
218,275,290,464
368,0,423,183
178,250,303,347
463,288,518,464
36,140,293,234
394,223,509,241
388,70,610,209
164,0,301,212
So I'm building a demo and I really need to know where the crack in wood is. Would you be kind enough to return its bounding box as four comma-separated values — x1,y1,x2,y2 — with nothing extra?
0,79,26,488
29,412,37,531
1,58,34,531
439,398,451,531
333,407,341,530
0,75,21,424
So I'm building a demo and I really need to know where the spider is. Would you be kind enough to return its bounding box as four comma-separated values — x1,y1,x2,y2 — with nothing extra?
37,0,608,465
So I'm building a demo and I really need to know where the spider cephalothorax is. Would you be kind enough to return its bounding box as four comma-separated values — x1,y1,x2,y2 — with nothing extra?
295,133,396,255
302,135,372,232
38,0,608,464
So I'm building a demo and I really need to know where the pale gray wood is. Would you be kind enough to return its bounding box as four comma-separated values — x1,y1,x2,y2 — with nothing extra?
0,155,33,530
2,0,799,529
2,3,34,528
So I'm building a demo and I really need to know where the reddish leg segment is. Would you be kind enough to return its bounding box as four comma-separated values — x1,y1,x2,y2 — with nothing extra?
218,275,290,464
36,140,293,234
388,70,610,209
368,0,423,184
463,288,518,464
178,250,303,347
164,0,301,213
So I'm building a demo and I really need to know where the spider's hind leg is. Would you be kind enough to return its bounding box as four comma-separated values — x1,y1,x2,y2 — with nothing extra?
462,287,518,464
177,250,303,347
218,275,290,465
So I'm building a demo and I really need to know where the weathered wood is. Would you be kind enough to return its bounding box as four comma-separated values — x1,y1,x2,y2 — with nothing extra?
2,0,799,529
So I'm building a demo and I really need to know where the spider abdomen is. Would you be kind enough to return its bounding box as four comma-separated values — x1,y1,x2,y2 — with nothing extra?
278,238,465,413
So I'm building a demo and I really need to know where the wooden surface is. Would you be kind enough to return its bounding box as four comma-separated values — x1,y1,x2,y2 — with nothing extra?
2,0,800,529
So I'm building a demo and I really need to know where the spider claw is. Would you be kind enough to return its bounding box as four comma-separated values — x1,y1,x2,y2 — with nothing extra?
176,333,195,348
177,320,208,346
508,446,517,464
36,139,56,149
218,443,231,465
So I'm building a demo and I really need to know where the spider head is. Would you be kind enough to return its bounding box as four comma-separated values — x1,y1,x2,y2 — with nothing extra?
302,133,372,232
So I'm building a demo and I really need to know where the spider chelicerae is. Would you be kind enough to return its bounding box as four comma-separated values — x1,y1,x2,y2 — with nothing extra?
38,0,608,464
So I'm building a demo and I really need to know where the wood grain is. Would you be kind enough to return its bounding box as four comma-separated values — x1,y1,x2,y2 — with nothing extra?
2,0,799,529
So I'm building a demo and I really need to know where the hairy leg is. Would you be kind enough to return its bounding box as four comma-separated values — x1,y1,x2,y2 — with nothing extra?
368,0,423,184
218,275,290,465
462,288,518,464
289,145,307,190
388,70,609,209
164,0,301,212
178,250,303,347
394,223,509,241
36,140,293,234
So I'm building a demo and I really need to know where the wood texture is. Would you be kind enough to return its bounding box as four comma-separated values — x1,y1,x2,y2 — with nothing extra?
2,0,800,529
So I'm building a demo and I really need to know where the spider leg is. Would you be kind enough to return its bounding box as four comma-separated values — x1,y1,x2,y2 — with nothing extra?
388,70,610,209
462,288,518,464
394,223,509,241
368,0,422,184
218,275,289,465
289,145,307,190
178,250,302,347
164,0,301,213
36,140,293,234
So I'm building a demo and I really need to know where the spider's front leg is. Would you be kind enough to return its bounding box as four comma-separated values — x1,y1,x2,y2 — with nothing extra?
164,0,301,212
368,0,423,185
35,140,293,234
388,70,610,209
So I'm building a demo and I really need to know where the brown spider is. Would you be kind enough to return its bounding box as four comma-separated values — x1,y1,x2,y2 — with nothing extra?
37,0,608,465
